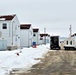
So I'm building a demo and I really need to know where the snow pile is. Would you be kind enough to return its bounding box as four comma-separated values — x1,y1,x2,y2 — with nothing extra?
0,44,50,75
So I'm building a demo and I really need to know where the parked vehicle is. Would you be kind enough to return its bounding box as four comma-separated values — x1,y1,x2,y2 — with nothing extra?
50,36,60,50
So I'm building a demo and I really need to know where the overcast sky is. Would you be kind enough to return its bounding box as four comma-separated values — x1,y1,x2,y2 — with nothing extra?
0,0,76,37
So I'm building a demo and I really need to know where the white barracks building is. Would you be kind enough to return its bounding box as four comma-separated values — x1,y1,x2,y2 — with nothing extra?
0,14,20,50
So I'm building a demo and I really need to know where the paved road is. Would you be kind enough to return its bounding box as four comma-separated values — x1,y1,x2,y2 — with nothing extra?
10,50,76,75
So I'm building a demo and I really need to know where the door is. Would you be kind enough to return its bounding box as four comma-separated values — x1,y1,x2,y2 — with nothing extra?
0,40,7,50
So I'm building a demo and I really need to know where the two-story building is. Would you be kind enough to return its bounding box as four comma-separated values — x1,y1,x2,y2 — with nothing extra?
0,14,20,50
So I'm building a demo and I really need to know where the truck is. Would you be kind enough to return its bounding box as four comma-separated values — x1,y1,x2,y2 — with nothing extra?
50,36,60,50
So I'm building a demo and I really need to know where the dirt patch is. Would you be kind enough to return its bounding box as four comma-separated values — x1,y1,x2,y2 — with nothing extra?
10,50,76,75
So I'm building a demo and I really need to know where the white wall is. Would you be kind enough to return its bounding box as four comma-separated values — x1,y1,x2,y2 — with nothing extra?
42,36,47,44
33,33,37,44
33,31,40,45
74,36,76,44
20,30,29,47
11,15,20,48
38,31,40,45
0,21,11,46
28,27,33,46
39,37,43,44
0,15,20,49
20,26,33,47
72,36,76,47
46,36,50,43
64,37,75,47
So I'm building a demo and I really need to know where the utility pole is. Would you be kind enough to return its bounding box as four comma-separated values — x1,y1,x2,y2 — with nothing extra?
44,28,46,44
69,25,72,37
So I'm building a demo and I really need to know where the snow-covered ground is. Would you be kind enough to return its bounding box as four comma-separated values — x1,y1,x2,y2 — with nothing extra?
0,44,50,75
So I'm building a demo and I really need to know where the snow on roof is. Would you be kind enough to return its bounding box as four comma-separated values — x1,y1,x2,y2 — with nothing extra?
0,14,16,20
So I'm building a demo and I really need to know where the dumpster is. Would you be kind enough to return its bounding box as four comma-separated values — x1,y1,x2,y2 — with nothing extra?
32,42,36,48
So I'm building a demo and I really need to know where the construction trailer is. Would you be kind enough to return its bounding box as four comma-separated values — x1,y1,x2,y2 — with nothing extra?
64,34,76,50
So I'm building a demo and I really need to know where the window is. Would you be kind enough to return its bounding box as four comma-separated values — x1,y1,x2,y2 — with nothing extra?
66,41,68,45
70,41,72,45
3,23,7,29
33,34,36,36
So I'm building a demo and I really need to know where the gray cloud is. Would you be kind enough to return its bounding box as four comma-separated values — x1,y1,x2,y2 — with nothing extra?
0,0,76,37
